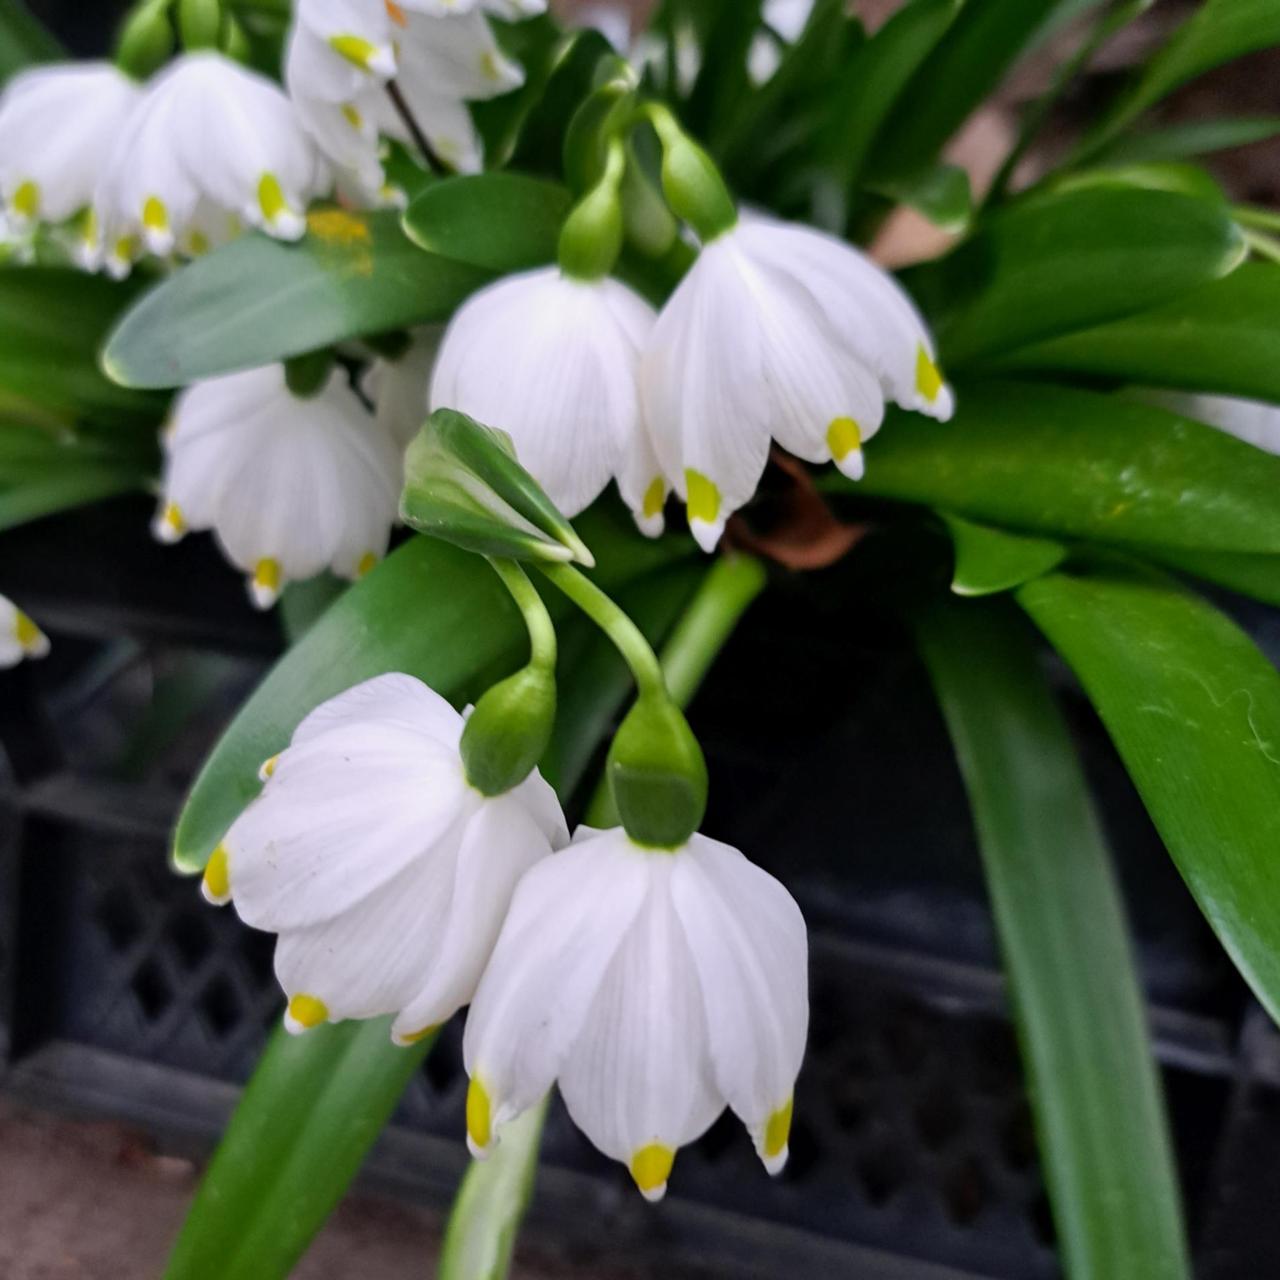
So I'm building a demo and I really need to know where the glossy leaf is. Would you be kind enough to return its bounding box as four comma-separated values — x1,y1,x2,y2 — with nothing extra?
917,596,1188,1280
1141,547,1280,608
992,263,1280,402
903,188,1245,366
1018,562,1280,1025
402,173,570,272
164,1019,437,1280
838,381,1280,553
103,211,492,390
171,506,694,872
1096,117,1280,165
941,513,1066,596
0,0,60,85
869,162,972,233
1076,0,1280,162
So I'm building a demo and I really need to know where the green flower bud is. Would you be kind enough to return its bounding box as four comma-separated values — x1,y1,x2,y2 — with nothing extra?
558,141,626,282
401,409,595,567
284,348,335,398
563,61,637,196
621,141,680,260
461,663,557,797
115,0,176,80
645,104,737,244
606,691,708,849
178,0,222,50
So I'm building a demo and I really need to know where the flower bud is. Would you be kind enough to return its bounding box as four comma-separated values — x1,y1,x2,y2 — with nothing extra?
401,409,595,567
606,691,708,848
115,0,176,80
461,664,557,797
178,0,223,51
645,103,737,244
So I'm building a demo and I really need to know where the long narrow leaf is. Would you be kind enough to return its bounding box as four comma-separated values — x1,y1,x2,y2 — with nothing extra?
917,596,1188,1279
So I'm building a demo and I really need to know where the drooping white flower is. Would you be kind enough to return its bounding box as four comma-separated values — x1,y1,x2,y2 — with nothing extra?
464,826,808,1201
1147,390,1280,455
94,52,329,277
153,363,402,609
0,594,49,669
286,0,523,193
431,268,667,534
0,63,140,266
641,214,954,551
203,673,567,1041
362,327,440,449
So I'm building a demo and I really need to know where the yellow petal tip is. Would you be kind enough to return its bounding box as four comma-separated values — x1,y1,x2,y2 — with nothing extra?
630,1144,675,1202
284,994,329,1034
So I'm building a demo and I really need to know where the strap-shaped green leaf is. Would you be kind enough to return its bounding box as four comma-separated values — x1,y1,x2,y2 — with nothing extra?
904,187,1245,366
917,596,1189,1280
991,263,1280,402
835,380,1280,554
1018,562,1280,1024
103,211,493,390
0,0,60,86
1096,116,1280,165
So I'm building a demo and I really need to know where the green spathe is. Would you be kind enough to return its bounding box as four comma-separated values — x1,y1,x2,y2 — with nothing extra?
461,664,558,797
606,691,708,848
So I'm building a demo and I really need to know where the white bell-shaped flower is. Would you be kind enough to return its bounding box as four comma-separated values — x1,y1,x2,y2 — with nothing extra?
0,595,49,669
642,214,954,551
0,63,140,265
1148,390,1280,455
153,363,402,609
362,327,440,449
464,826,809,1201
204,673,567,1041
431,268,667,534
94,52,328,277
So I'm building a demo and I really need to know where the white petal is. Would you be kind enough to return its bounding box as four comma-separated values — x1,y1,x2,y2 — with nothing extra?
396,10,524,103
670,834,808,1172
462,830,652,1148
361,328,440,449
292,671,463,753
558,854,723,1200
0,594,47,668
390,790,557,1040
379,83,484,174
1147,390,1280,455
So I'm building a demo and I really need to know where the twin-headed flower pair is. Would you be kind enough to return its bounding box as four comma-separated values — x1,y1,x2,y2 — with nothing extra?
203,671,808,1203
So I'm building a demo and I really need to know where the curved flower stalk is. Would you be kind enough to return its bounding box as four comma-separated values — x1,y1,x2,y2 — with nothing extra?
639,108,954,551
0,595,50,669
153,363,402,609
203,673,567,1042
94,51,329,277
285,0,524,193
0,63,140,266
463,826,809,1201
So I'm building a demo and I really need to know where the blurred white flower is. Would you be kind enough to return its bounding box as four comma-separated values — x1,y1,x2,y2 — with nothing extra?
94,52,329,277
431,268,666,534
153,363,401,609
362,327,440,450
464,826,808,1201
1148,390,1280,455
748,0,815,83
286,0,523,195
0,63,140,266
0,595,49,669
204,673,566,1041
642,214,953,551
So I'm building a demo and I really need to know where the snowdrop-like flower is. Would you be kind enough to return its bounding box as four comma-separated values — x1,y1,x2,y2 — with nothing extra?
153,364,401,609
642,214,954,551
431,268,667,534
0,63,140,265
1147,390,1280,455
204,673,566,1041
362,327,440,449
0,595,49,669
464,827,808,1201
94,52,328,277
286,0,523,191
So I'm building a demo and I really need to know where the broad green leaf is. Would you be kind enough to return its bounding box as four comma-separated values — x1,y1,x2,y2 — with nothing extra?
164,1019,438,1280
0,0,61,85
917,596,1188,1280
835,380,1280,553
103,211,492,390
1076,0,1280,163
941,513,1066,596
172,506,694,872
992,263,1280,402
1046,160,1227,205
1018,562,1280,1025
864,0,1071,185
682,0,764,144
1141,547,1280,608
1097,117,1280,165
402,173,570,272
903,188,1245,366
0,467,148,531
0,268,164,424
869,162,972,233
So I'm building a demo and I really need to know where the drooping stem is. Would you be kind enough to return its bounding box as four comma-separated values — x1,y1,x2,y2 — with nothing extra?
584,552,767,826
1235,203,1280,236
384,81,447,175
536,561,666,699
489,557,556,672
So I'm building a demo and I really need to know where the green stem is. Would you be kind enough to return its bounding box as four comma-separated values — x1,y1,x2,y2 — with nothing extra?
1243,228,1280,265
536,561,666,698
489,558,556,671
1235,203,1280,235
584,553,767,826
